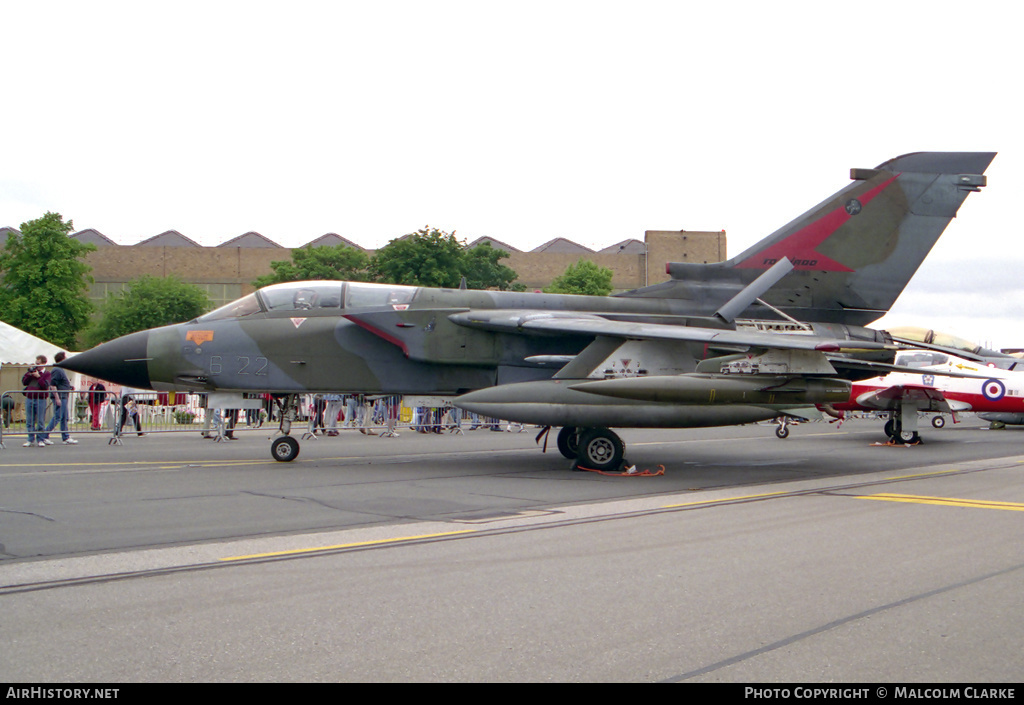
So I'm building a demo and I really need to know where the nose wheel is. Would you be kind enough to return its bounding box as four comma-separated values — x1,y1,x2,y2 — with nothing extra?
775,417,791,439
270,394,302,461
271,435,300,462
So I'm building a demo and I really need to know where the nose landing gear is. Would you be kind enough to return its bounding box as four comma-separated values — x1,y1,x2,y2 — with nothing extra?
271,393,302,462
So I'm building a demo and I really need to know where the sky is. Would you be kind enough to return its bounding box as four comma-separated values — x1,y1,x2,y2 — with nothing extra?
3,1,1022,350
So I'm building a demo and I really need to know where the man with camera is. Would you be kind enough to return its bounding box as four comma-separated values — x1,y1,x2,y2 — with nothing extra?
22,355,54,447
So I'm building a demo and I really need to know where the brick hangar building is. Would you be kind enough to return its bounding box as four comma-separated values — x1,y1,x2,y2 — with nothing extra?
0,226,727,311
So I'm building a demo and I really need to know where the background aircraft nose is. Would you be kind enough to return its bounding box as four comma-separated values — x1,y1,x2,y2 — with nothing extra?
59,330,152,389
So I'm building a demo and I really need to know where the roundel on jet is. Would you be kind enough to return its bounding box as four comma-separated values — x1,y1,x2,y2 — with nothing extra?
982,379,1006,402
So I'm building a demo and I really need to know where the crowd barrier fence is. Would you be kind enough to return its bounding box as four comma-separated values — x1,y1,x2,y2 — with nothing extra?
0,390,524,449
1,389,864,450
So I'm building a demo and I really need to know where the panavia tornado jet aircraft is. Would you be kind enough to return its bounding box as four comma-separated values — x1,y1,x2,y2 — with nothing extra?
61,151,995,466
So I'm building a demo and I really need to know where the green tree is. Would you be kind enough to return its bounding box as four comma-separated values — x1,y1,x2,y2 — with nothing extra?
461,242,520,291
370,227,520,290
85,275,212,347
544,259,614,296
0,212,95,349
252,244,371,288
369,227,467,288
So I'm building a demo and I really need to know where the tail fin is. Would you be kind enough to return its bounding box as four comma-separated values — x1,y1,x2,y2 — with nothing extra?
620,152,996,326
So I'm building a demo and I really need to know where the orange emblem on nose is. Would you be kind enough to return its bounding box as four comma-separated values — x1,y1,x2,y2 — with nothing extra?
186,330,215,345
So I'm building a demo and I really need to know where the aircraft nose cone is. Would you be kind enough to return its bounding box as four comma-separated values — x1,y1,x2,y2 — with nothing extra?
59,330,152,389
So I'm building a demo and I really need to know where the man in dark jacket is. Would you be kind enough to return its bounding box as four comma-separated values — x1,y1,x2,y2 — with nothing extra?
44,351,76,444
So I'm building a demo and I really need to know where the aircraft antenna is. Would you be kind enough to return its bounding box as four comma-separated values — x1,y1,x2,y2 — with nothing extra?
752,297,813,332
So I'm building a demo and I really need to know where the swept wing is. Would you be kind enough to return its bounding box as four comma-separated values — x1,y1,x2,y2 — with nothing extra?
852,383,956,413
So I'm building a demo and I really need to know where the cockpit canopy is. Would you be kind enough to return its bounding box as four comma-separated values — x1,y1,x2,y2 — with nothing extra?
886,326,982,355
261,282,344,312
196,281,417,322
894,350,951,368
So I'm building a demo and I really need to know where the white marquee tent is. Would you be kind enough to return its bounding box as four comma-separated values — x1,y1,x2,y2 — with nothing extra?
0,322,85,396
0,321,67,365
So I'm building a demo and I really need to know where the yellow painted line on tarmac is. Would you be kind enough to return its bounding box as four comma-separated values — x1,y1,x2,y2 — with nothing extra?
632,438,737,447
858,493,1024,512
0,459,177,469
885,469,961,480
182,459,274,467
662,491,789,509
221,529,478,561
631,430,851,448
0,458,267,469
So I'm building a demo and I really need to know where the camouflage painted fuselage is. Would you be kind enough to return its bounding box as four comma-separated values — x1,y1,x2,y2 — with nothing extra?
93,284,715,395
62,151,996,419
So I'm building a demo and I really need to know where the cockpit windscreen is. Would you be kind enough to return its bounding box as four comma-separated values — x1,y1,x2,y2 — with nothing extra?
195,281,417,322
260,282,343,312
196,293,262,322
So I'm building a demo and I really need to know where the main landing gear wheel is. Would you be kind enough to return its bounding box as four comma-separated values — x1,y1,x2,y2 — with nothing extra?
556,426,580,459
576,427,624,472
884,418,896,438
271,436,300,462
898,430,921,444
932,416,946,429
884,417,920,444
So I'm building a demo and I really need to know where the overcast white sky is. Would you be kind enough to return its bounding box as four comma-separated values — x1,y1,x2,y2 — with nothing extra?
3,1,1022,349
